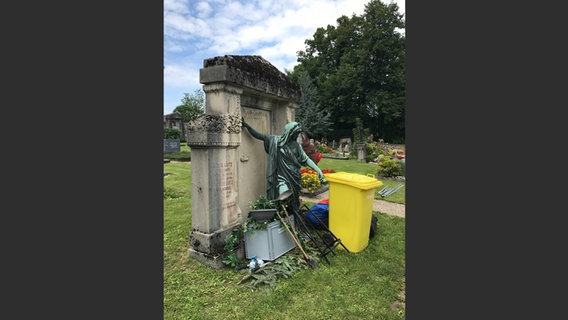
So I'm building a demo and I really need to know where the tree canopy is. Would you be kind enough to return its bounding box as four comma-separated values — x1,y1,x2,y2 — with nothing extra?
173,89,205,123
290,70,333,140
292,0,405,143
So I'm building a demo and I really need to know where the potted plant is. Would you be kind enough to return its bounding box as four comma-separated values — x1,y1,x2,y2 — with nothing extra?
223,194,294,270
248,194,278,223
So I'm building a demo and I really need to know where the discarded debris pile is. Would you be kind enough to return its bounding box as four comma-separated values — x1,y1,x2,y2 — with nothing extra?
377,184,404,198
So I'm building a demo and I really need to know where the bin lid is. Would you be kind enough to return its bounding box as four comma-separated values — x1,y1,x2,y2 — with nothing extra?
324,172,383,190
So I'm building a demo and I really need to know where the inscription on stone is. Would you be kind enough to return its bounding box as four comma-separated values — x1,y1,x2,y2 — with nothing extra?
216,161,237,210
242,108,266,121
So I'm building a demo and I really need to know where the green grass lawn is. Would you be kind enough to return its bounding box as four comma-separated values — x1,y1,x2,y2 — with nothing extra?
164,160,406,319
163,147,405,204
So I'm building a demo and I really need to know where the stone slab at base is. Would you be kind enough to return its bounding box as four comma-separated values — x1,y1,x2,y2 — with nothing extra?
188,248,226,269
188,244,245,269
188,223,244,269
321,153,349,160
300,184,329,198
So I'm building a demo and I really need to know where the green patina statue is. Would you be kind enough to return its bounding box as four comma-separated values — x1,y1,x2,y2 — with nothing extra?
242,118,327,212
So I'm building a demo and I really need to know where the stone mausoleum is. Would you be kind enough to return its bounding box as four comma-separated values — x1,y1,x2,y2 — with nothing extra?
185,55,303,268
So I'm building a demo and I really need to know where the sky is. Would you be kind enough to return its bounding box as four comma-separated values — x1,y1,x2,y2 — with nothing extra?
164,0,405,115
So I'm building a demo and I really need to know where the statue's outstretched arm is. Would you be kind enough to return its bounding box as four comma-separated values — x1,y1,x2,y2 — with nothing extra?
305,158,327,185
242,117,267,141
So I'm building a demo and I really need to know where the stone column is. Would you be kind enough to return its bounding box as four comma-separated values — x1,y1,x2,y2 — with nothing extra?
186,112,242,268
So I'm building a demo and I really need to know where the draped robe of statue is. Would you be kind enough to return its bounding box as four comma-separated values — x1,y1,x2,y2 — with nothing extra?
242,121,325,212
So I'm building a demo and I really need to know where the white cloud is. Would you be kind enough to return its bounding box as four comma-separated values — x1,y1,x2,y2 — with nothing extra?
257,36,308,70
164,0,373,56
164,63,200,88
164,12,212,39
164,0,190,14
164,0,406,114
195,1,213,17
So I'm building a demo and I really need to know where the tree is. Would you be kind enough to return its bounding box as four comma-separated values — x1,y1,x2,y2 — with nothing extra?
293,0,405,143
164,128,181,139
290,70,333,140
174,89,205,123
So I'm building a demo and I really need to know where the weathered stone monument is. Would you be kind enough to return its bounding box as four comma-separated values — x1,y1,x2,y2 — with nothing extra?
185,55,303,268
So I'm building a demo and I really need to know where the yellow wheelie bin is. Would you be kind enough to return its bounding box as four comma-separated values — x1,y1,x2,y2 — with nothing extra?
324,172,383,253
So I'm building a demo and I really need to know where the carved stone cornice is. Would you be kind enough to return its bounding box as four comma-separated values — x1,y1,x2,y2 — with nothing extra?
186,113,241,147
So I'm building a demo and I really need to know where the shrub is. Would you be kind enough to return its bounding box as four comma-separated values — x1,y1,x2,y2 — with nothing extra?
164,150,191,161
376,155,403,177
362,141,387,162
315,142,333,154
164,128,181,139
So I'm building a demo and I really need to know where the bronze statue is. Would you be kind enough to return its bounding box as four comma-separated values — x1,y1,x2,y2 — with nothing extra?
242,118,326,212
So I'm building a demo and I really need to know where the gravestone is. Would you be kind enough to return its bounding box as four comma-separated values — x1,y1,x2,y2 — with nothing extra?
163,139,180,153
185,55,302,268
357,143,367,162
339,137,352,146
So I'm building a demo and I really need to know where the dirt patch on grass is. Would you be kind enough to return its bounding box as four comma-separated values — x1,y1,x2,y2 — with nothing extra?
391,280,406,312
